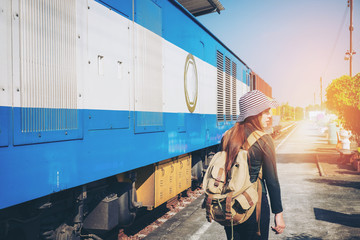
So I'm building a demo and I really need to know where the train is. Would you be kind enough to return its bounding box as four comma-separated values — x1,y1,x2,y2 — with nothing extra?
0,0,273,239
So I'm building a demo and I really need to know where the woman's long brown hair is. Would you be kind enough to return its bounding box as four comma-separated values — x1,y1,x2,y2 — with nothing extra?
221,114,264,181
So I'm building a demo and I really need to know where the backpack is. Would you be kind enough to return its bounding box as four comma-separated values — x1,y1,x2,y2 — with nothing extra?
202,130,266,227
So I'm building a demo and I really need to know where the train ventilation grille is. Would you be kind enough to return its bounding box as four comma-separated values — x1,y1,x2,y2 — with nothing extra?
232,62,237,120
19,0,77,132
225,57,231,121
216,51,224,122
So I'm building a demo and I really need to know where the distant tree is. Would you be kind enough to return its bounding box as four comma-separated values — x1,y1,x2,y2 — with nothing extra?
280,103,295,121
305,104,321,112
295,107,304,120
326,73,360,143
304,104,321,119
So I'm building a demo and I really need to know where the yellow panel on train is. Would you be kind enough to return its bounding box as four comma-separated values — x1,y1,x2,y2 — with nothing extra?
155,160,175,207
136,155,192,209
176,155,192,194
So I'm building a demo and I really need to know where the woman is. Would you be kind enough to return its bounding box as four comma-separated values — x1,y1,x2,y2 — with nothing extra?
222,90,285,240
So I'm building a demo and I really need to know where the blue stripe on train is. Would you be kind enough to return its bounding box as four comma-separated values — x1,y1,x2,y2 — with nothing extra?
0,106,235,209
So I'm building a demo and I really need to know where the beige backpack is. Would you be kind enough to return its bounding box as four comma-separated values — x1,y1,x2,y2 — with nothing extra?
202,130,265,227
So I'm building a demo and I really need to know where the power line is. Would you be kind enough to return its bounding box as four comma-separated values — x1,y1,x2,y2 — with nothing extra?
322,5,349,79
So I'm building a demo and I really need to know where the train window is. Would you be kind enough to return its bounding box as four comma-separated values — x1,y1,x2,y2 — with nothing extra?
232,62,237,121
216,51,224,122
225,57,231,121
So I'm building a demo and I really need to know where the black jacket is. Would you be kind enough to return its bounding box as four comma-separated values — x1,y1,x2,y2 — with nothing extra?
245,127,283,214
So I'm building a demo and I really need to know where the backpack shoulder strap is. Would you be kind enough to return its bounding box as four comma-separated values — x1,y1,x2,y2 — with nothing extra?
242,130,267,150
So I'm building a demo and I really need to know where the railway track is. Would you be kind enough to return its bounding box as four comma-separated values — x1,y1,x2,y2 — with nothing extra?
112,122,297,240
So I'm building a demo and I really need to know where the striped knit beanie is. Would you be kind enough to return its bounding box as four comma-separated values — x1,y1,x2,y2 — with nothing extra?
237,90,279,123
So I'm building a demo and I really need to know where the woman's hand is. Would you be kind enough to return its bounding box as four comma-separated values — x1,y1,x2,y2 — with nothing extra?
271,212,285,234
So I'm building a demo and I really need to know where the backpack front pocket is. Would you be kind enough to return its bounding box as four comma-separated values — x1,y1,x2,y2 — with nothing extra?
233,186,258,210
206,165,225,194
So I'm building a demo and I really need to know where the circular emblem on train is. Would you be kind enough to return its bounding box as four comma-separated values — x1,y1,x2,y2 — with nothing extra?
184,54,198,113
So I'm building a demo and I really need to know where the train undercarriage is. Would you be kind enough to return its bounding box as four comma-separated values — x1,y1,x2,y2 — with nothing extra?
0,147,216,240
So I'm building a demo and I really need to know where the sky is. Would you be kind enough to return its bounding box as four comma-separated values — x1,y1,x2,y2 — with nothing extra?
197,0,360,108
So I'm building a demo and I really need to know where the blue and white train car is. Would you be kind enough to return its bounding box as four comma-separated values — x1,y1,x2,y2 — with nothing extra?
0,0,255,238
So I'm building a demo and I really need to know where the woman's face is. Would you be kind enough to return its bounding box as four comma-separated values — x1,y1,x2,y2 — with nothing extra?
260,108,272,129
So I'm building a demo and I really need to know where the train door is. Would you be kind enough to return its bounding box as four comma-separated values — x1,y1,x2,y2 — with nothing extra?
134,0,164,133
0,0,11,147
86,0,132,130
11,0,83,145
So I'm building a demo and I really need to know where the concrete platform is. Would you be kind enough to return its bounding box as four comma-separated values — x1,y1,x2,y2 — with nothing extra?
144,120,360,240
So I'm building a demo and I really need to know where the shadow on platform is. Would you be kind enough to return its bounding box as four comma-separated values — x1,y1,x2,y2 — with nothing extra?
277,153,317,164
314,208,360,228
307,178,360,190
314,147,337,153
